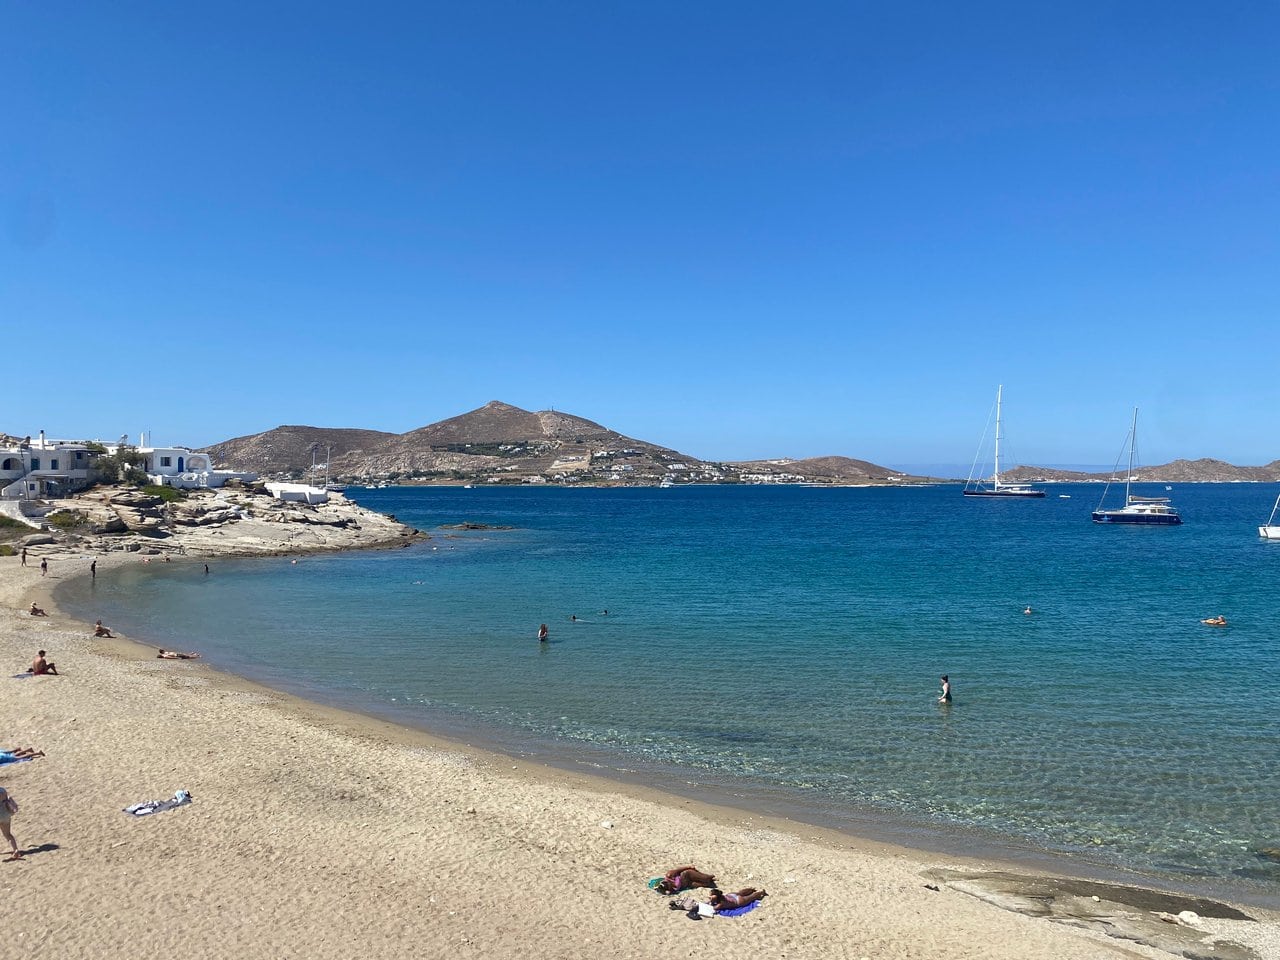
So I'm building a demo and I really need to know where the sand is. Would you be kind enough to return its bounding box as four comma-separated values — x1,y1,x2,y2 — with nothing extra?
2,541,1276,960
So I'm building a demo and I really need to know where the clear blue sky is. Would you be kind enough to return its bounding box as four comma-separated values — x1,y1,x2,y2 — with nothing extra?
3,2,1277,468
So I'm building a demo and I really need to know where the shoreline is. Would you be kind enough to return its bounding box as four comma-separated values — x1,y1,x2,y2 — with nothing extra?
6,543,1279,958
61,559,1274,913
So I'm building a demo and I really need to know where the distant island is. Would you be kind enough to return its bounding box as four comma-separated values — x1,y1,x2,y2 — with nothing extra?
202,401,1280,488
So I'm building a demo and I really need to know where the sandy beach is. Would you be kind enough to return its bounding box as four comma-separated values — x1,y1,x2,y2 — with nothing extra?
3,529,1277,959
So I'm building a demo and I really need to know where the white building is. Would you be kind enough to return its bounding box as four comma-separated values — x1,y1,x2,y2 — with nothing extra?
105,435,256,489
0,432,95,500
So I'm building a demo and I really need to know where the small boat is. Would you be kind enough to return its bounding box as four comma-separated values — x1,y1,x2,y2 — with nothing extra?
963,386,1045,498
1058,494,1071,499
1259,493,1280,540
1092,408,1181,526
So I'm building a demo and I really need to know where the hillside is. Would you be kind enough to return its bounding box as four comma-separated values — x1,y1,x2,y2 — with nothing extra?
201,402,922,487
728,456,911,483
203,426,398,475
1003,458,1280,483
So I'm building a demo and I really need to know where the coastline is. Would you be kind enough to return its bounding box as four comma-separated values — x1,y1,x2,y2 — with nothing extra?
4,543,1278,957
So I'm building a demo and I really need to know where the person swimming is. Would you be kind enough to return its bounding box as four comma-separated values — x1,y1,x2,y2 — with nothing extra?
1201,615,1227,626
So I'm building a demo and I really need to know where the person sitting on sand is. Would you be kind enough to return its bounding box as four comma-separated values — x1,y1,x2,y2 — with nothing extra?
0,747,45,763
708,887,767,912
654,865,717,894
93,620,114,638
1201,615,1228,626
29,650,57,675
157,648,201,660
28,603,48,617
0,785,21,861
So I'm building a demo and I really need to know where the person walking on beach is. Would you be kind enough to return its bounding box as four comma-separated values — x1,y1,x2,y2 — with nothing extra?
938,675,952,704
90,559,96,579
39,558,47,577
0,785,21,861
20,548,27,567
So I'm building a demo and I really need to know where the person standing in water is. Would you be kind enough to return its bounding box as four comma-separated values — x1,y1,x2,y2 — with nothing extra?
938,675,952,704
538,624,548,642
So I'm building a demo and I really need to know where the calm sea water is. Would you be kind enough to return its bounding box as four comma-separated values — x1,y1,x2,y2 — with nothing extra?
59,484,1280,898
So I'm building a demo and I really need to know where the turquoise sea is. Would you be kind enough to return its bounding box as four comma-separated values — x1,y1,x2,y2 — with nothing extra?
59,484,1280,902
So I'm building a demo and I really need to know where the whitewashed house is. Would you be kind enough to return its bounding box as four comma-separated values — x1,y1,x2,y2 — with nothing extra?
0,432,95,500
105,434,256,489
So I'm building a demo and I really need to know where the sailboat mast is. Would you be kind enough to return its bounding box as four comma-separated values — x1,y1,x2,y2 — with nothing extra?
994,385,1003,488
1126,407,1138,505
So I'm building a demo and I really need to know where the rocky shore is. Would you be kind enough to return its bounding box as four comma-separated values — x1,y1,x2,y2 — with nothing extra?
10,482,425,561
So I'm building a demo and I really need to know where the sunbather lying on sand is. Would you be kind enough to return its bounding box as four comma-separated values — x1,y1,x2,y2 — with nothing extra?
709,887,767,912
655,866,717,894
93,620,114,638
0,747,45,763
157,649,201,660
28,603,48,617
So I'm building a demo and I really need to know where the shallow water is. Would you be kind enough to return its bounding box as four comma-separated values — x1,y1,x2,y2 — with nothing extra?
60,483,1280,897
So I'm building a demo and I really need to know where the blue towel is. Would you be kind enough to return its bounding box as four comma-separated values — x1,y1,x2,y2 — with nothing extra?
0,754,32,765
11,674,32,679
717,901,763,918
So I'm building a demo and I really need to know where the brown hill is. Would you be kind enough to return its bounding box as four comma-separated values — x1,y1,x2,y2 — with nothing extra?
728,456,911,482
1004,458,1280,483
202,402,710,485
203,426,398,475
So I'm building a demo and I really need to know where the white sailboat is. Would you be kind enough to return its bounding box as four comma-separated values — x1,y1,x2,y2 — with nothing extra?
1259,493,1280,540
962,386,1044,498
1091,408,1181,526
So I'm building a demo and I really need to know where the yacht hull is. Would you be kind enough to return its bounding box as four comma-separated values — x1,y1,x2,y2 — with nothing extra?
1092,510,1182,525
1259,525,1280,540
963,490,1046,498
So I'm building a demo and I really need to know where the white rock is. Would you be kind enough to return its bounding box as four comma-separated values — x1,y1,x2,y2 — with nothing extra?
600,820,613,829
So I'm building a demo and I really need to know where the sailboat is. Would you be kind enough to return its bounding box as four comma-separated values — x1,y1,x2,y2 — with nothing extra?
1091,408,1181,525
1259,493,1280,539
962,386,1045,498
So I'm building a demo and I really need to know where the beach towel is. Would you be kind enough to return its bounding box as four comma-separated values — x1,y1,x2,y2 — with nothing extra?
648,878,665,890
0,753,33,765
716,901,763,918
11,674,33,679
124,790,193,816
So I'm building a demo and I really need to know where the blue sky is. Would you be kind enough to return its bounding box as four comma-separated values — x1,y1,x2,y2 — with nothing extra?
3,2,1277,468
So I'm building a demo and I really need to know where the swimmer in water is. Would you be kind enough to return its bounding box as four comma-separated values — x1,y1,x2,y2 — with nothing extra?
938,674,952,704
1024,606,1032,615
1201,615,1227,626
538,624,548,642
